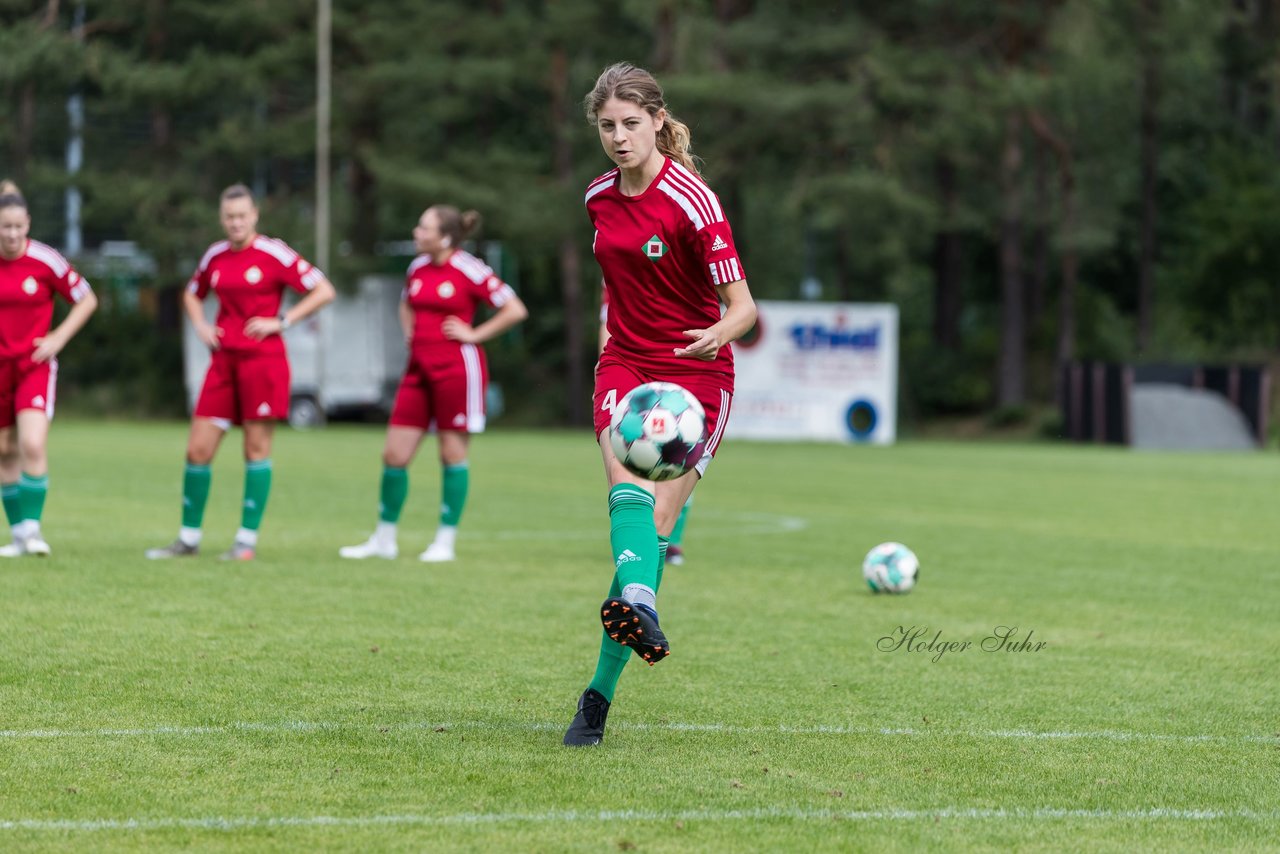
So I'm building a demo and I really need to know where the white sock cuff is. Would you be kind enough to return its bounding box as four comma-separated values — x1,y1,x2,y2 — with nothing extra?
621,583,657,611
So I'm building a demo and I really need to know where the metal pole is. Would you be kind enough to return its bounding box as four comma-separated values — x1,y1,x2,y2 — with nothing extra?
316,0,331,273
313,0,333,420
65,0,86,256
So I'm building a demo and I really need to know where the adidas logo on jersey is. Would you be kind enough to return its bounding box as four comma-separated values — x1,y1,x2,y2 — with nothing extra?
615,548,642,566
710,235,728,252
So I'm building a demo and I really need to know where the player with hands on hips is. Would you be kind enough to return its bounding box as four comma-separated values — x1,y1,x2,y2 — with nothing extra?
339,205,527,563
0,180,99,558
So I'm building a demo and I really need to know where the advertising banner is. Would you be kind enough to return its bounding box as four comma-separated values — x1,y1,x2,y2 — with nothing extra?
728,301,898,443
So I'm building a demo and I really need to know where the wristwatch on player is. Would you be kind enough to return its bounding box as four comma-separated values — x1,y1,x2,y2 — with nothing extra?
279,313,292,331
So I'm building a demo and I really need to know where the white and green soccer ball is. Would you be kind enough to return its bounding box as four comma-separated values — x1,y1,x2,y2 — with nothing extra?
862,542,919,594
609,382,707,481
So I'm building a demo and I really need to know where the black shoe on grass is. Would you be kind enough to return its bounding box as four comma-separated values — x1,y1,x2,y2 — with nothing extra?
600,597,670,665
563,688,611,746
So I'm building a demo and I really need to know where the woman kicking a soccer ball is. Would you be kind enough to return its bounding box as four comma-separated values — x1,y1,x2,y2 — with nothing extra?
563,63,757,746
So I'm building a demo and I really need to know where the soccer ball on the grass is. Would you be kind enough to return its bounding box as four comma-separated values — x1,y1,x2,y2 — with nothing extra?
609,382,707,481
862,542,919,593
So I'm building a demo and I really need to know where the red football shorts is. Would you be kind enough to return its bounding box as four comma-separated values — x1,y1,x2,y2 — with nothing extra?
0,356,57,427
592,352,733,477
194,349,291,424
390,343,489,433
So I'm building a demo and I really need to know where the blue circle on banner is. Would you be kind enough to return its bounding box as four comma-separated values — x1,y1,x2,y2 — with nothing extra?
845,399,878,440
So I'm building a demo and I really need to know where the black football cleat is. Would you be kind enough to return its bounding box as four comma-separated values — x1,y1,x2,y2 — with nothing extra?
600,597,670,665
563,688,611,746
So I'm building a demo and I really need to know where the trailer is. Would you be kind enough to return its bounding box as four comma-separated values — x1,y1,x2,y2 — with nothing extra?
183,275,407,428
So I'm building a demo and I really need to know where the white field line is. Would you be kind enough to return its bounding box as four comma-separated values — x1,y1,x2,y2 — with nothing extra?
477,511,809,540
1,719,1276,744
2,806,1277,833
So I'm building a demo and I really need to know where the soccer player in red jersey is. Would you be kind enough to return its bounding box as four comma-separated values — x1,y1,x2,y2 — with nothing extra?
339,206,527,563
564,64,758,746
0,181,99,558
599,283,694,567
146,184,335,561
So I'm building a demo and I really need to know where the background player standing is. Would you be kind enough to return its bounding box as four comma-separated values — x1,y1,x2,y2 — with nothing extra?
146,184,335,561
0,180,99,557
564,64,757,746
339,205,527,563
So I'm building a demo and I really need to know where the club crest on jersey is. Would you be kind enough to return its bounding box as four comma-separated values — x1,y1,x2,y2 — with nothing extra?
437,282,456,299
643,235,668,261
21,277,38,295
245,266,263,284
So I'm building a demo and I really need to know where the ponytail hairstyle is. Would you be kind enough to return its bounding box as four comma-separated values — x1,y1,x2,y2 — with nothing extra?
584,62,700,175
429,205,482,247
0,179,27,212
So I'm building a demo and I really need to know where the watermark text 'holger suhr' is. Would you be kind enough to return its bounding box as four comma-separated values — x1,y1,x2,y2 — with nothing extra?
877,626,1047,663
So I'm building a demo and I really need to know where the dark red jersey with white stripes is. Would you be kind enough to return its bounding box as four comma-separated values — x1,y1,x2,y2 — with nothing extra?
403,249,517,355
187,235,325,355
586,156,745,380
0,240,93,359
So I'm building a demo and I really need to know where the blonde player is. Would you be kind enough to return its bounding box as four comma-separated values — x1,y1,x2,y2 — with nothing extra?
146,184,335,561
564,64,757,746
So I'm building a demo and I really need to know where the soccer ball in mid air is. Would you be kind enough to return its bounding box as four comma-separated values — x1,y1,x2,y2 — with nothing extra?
609,382,707,481
862,542,919,593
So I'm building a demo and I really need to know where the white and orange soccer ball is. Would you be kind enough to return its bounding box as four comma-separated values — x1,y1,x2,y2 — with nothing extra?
609,382,707,481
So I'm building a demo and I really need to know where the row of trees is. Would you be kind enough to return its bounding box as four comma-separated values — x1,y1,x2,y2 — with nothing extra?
4,0,1280,425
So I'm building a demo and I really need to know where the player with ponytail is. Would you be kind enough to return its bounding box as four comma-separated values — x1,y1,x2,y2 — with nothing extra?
339,205,527,563
563,64,758,746
0,180,99,557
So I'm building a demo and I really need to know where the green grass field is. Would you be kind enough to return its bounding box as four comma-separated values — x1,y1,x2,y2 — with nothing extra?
2,421,1278,852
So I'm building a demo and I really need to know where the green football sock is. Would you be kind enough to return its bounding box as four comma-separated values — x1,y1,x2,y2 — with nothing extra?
241,459,272,531
669,497,692,547
379,465,409,523
181,463,212,529
657,535,669,589
2,482,20,527
608,483,658,596
440,462,469,526
586,535,672,702
588,574,630,701
18,472,48,523
586,517,668,702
